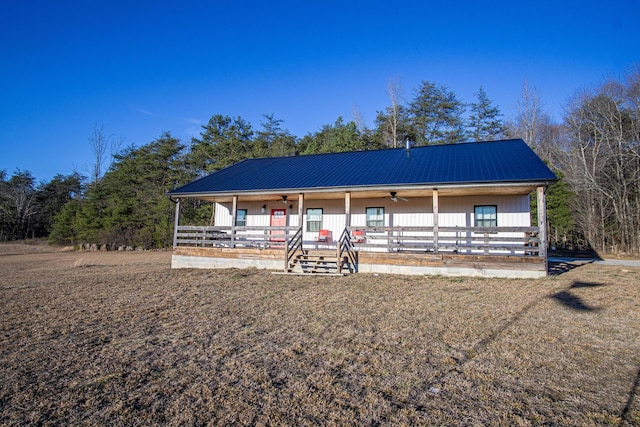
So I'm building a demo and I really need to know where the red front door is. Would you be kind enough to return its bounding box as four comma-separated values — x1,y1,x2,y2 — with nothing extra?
270,209,287,242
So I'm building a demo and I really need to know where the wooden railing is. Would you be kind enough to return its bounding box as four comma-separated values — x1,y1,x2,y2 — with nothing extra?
337,228,358,273
175,225,542,257
285,227,304,270
175,225,301,248
347,226,541,256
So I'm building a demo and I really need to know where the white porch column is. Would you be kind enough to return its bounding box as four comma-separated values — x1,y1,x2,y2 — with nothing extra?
231,195,238,225
344,191,351,228
173,198,180,247
433,189,439,253
231,195,238,247
298,193,304,229
537,186,548,267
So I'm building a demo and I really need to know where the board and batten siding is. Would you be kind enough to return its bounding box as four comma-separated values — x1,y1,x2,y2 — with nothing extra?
215,194,531,242
300,199,345,244
215,202,300,228
436,195,531,255
438,195,530,227
350,197,432,227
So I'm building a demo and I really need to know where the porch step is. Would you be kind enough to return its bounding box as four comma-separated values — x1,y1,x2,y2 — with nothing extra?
273,272,346,277
285,253,346,275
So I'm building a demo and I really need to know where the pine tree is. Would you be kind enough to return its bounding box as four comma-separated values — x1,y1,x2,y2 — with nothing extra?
188,115,254,175
468,86,507,141
408,81,466,145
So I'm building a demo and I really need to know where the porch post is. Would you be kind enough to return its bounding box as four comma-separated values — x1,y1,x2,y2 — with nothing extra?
231,195,238,248
433,189,439,253
537,186,548,268
173,198,180,247
344,192,351,228
298,193,304,229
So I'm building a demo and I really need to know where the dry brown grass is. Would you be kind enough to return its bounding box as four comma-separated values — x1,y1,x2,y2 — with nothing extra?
0,249,639,426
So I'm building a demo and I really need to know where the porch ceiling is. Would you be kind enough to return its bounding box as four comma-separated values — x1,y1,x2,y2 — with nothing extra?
187,183,541,203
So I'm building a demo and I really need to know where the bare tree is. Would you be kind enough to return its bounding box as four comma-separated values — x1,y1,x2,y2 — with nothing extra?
509,81,561,164
0,170,38,240
89,124,124,184
515,81,544,145
563,92,609,252
89,124,108,184
386,77,403,148
562,69,640,254
352,105,367,135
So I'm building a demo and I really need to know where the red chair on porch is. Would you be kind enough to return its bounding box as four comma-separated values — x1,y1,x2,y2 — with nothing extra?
352,229,365,243
317,229,331,243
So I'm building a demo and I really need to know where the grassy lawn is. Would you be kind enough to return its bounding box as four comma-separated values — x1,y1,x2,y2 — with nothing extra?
0,247,639,425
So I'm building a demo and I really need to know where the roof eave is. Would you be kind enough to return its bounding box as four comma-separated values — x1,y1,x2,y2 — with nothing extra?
166,179,556,199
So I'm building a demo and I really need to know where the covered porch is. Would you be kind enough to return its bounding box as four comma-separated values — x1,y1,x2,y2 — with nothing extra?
170,185,550,278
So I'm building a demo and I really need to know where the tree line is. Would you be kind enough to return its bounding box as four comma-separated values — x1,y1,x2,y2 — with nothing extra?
1,68,638,254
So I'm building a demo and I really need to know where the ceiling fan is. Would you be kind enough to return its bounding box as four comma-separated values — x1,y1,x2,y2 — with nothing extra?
390,191,408,202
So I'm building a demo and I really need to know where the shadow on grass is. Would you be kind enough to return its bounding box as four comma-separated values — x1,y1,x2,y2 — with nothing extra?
621,364,640,424
550,290,601,312
467,296,541,359
571,281,606,289
468,280,604,361
428,277,624,418
548,259,593,276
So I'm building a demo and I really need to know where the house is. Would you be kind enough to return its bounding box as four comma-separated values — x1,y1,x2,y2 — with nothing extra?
167,139,557,278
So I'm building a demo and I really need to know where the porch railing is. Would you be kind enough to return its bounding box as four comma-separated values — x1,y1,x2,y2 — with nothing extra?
346,226,541,256
175,225,301,248
285,227,304,270
337,228,358,273
175,225,542,257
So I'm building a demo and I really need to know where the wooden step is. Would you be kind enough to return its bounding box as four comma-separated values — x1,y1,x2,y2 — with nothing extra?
280,249,354,275
273,271,345,276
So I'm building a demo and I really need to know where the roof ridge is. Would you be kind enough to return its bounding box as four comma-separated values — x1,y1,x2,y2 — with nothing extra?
241,138,526,162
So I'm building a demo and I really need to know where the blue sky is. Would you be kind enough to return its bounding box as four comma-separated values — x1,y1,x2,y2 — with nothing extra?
1,0,638,182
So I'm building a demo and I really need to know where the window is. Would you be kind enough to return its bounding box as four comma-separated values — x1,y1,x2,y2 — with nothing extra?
474,205,497,227
236,209,247,227
366,207,384,227
306,208,323,232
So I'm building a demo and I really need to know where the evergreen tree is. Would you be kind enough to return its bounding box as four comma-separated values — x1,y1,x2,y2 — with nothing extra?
188,114,254,175
373,105,413,148
35,172,84,236
408,81,466,145
253,114,297,158
51,132,189,248
468,86,508,141
300,117,365,154
102,132,187,248
530,170,575,250
49,199,82,246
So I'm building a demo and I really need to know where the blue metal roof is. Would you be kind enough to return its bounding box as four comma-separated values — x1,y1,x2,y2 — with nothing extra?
168,139,557,196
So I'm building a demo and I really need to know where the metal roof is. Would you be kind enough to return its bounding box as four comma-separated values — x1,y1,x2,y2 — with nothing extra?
168,139,557,196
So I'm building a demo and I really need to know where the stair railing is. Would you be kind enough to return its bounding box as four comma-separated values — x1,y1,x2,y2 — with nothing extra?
285,227,304,271
337,228,358,274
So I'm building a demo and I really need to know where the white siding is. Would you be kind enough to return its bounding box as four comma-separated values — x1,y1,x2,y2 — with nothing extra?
439,195,531,255
214,202,232,227
214,194,531,251
351,194,530,228
215,201,300,228
301,199,345,245
439,195,531,227
350,198,433,227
